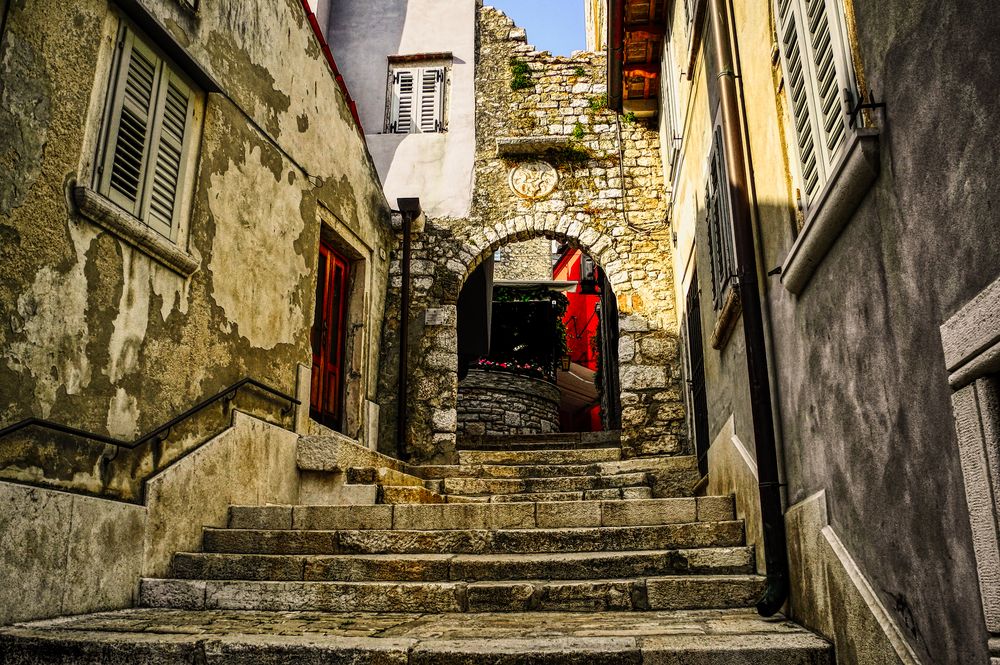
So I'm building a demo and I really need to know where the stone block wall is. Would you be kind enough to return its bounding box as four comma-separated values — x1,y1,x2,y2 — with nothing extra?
376,6,685,463
457,369,560,437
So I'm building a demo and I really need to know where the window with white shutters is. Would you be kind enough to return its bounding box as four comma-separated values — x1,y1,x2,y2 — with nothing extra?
388,65,446,134
98,26,196,241
776,0,856,207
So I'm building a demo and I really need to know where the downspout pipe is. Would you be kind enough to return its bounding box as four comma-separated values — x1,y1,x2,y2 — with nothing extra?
607,0,625,113
395,198,421,461
707,0,789,616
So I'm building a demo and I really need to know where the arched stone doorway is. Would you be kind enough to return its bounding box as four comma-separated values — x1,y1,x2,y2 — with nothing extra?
374,6,686,465
379,214,686,465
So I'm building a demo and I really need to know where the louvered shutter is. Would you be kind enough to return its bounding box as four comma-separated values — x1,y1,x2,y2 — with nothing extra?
705,127,734,309
390,69,415,133
143,73,193,238
417,67,445,133
777,0,823,200
777,0,855,205
804,0,851,172
103,33,160,215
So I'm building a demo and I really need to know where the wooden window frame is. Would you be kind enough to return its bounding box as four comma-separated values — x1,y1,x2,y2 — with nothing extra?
385,59,449,134
95,22,198,244
705,125,735,311
775,0,858,210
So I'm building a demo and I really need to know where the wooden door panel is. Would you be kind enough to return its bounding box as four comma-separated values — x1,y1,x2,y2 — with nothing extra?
311,243,350,428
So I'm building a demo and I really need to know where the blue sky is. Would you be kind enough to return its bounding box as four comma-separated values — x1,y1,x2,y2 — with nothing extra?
490,0,587,56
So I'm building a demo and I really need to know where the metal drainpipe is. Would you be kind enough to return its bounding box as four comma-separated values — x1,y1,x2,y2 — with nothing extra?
395,198,421,461
707,0,789,616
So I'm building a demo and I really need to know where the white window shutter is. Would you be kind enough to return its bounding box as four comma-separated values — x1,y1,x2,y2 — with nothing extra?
143,72,193,239
390,69,415,133
417,67,445,133
804,0,850,170
777,0,823,200
777,0,856,206
104,33,159,215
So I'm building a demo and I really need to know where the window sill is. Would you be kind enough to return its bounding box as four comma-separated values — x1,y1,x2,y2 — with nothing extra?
780,128,881,295
710,287,742,350
73,186,198,277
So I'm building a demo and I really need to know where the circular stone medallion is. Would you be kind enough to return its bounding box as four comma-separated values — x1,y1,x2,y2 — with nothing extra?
509,161,559,200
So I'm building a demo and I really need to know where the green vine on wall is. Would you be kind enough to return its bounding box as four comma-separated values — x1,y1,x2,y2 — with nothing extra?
510,58,533,91
589,94,608,112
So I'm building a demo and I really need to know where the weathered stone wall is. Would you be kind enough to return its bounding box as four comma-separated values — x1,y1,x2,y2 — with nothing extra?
0,0,391,494
457,369,560,437
376,7,685,463
493,238,553,281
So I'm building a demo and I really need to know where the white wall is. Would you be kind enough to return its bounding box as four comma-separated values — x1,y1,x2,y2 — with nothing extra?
320,0,477,219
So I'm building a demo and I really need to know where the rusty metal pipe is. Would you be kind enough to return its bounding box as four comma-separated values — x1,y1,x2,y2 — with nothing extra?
707,0,789,616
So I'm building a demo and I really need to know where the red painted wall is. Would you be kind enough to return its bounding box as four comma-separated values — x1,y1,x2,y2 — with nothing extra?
554,249,602,431
554,250,601,370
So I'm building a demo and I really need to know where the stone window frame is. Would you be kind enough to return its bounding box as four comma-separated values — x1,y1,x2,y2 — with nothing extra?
384,53,452,135
75,14,204,278
941,274,1000,662
775,0,882,295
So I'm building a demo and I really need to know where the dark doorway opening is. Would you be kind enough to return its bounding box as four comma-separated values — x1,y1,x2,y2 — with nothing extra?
685,273,710,475
311,241,350,431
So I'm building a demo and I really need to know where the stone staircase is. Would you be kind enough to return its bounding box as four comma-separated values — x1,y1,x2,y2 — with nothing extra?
0,435,832,663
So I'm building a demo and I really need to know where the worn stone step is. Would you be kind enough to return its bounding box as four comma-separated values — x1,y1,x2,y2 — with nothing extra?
227,497,734,531
0,608,833,665
140,574,765,613
345,466,430,488
202,521,746,555
441,472,651,496
456,440,621,452
466,486,654,502
416,460,684,480
172,547,755,582
457,447,622,465
377,485,447,504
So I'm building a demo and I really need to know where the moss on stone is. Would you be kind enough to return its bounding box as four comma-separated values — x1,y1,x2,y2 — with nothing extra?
509,58,533,91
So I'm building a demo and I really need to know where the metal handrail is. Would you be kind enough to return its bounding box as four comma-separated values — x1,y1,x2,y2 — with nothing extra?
0,377,300,452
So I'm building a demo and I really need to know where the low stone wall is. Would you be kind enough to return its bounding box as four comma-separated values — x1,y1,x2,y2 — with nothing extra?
458,369,560,437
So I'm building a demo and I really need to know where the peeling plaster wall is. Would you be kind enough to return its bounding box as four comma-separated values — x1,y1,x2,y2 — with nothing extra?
0,0,390,495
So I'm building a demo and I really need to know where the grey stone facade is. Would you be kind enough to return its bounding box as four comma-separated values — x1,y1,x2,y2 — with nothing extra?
376,6,685,463
457,369,561,437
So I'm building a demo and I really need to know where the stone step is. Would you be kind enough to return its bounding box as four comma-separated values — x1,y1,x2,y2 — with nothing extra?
441,471,651,496
457,447,622,465
346,466,430,488
457,486,654,502
202,521,746,555
171,547,755,582
457,431,621,451
227,497,735,531
139,575,766,613
416,459,689,480
377,485,448,504
0,608,833,664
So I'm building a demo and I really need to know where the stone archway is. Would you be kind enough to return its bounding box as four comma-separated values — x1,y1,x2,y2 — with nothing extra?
374,6,685,464
386,217,684,465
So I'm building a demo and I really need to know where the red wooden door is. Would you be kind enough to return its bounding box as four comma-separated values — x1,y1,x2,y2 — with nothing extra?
311,242,350,428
